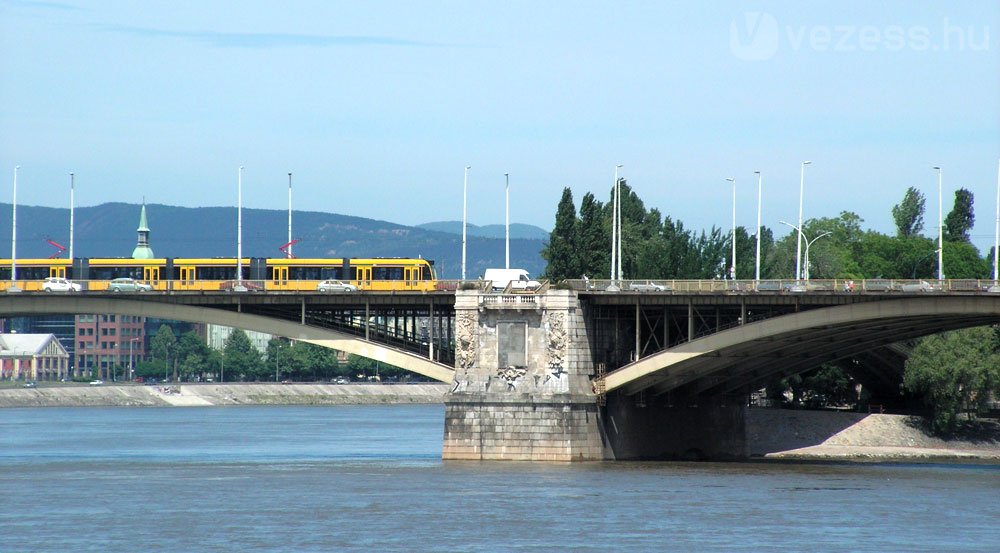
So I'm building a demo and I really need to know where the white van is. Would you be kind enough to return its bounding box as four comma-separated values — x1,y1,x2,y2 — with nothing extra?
483,268,541,291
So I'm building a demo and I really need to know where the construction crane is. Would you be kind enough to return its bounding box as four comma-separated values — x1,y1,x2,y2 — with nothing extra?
278,239,301,259
46,238,67,259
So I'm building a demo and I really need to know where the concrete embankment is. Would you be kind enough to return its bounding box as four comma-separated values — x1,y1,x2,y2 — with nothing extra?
0,383,449,408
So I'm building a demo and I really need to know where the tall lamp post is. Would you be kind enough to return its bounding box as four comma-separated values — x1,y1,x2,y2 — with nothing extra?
726,177,736,280
610,164,623,284
237,166,244,287
795,161,812,282
461,166,470,280
287,172,293,259
932,166,943,281
994,158,1000,290
504,172,510,269
754,170,762,283
11,166,19,289
69,172,75,261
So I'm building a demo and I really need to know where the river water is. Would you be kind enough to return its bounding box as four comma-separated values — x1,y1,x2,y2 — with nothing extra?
2,405,998,552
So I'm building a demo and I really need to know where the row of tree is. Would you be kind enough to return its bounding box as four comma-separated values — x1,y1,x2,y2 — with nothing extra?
542,182,999,434
132,326,410,383
543,182,990,282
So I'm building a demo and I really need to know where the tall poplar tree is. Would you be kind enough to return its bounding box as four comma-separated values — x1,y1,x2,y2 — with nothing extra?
944,188,975,242
541,187,579,280
891,186,925,238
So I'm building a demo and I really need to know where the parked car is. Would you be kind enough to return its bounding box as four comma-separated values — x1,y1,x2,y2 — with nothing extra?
89,379,104,386
108,277,152,292
23,381,36,388
42,277,81,292
317,280,359,293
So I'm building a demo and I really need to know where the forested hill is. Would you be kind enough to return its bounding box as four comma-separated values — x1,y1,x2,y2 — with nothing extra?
0,203,547,279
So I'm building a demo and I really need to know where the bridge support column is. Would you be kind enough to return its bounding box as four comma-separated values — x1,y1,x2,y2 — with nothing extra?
602,393,748,460
443,290,605,461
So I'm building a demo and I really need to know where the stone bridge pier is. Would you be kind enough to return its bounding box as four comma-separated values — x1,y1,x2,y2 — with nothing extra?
442,290,748,461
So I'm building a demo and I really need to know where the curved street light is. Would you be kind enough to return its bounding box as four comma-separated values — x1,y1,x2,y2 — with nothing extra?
779,220,829,281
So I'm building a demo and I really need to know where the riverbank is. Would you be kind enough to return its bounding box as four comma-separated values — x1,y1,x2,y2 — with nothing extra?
0,382,450,408
2,384,998,461
748,408,1000,461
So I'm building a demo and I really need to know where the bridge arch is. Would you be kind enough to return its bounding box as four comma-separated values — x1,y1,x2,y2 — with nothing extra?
604,296,1000,396
0,295,455,383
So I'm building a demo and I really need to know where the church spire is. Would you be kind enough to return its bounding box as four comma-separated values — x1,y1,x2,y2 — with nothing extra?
131,202,154,259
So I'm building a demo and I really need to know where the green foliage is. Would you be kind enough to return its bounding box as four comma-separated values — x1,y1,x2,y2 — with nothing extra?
904,327,1000,434
944,188,975,242
892,186,926,238
541,187,579,280
541,184,992,281
223,329,264,381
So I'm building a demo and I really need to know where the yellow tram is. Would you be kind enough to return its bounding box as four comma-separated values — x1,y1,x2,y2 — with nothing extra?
0,257,437,292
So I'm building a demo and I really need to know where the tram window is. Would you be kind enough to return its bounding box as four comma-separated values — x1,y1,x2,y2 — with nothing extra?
372,267,404,280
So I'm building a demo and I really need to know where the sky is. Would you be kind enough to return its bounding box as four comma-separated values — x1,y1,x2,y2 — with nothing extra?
1,1,999,254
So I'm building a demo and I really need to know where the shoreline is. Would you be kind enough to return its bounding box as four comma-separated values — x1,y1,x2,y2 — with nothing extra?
2,384,998,462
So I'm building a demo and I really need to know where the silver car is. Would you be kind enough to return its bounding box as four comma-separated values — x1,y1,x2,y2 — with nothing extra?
109,277,153,292
317,280,358,293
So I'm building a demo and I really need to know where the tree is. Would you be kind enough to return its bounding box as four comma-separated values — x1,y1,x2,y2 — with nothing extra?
575,192,608,279
150,325,177,381
223,329,264,381
904,327,1000,434
176,331,211,380
891,186,926,238
541,187,578,281
944,188,975,242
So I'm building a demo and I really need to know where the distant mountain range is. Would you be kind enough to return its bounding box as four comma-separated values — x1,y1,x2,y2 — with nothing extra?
0,203,549,279
416,221,550,240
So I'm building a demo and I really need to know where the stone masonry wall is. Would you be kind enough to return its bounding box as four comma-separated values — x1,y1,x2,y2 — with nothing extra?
443,290,606,461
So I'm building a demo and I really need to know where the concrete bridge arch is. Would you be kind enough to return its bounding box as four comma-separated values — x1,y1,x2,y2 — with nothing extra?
604,296,1000,397
0,295,454,383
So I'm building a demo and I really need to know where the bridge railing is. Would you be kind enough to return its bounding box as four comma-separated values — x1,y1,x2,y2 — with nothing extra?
564,278,1000,294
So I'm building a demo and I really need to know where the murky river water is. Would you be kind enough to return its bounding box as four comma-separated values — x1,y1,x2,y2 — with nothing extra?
2,405,998,552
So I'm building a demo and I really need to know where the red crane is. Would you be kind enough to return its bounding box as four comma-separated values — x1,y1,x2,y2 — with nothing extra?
278,239,301,259
46,238,67,259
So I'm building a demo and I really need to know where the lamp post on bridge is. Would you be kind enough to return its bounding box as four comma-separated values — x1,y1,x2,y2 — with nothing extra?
795,161,812,283
726,177,736,280
754,170,762,284
932,166,944,282
461,166,470,281
780,221,829,282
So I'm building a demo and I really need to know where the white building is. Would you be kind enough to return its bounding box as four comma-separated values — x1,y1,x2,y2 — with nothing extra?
0,333,70,381
205,325,273,354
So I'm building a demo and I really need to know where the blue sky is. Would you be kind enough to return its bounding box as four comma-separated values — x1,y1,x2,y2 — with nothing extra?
1,1,998,253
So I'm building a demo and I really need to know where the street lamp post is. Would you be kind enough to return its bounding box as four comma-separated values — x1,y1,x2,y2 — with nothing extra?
237,166,244,286
504,172,510,269
933,166,943,281
11,166,19,288
780,220,829,282
69,172,75,261
994,158,1000,289
462,166,470,281
287,172,293,259
610,164,623,284
754,171,762,283
726,177,736,280
796,161,812,282
803,231,832,280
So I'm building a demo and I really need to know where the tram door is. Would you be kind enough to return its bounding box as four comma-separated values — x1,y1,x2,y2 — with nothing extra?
355,266,371,290
49,266,66,278
179,267,196,290
273,266,289,290
404,266,418,290
144,266,160,288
